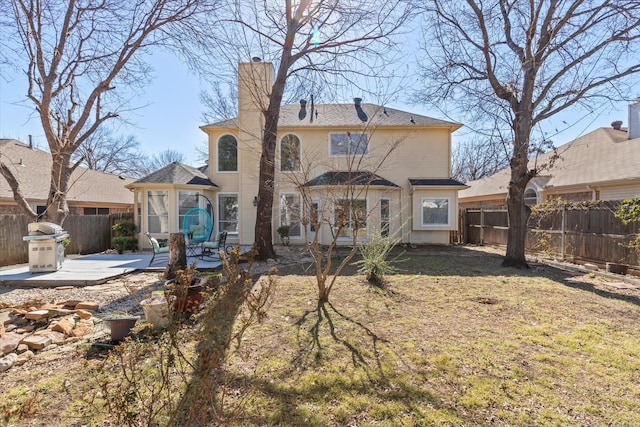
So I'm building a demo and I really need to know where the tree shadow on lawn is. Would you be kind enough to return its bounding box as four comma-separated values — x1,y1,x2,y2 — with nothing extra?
279,300,444,422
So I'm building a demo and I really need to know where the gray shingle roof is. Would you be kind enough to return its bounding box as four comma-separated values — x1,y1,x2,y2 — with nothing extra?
203,103,461,129
303,171,399,188
131,162,218,187
0,138,134,205
459,127,639,199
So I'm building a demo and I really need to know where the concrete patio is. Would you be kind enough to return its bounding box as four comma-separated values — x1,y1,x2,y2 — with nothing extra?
0,251,226,287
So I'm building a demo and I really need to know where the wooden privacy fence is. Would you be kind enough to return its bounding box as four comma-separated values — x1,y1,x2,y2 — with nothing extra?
464,202,639,268
0,212,134,267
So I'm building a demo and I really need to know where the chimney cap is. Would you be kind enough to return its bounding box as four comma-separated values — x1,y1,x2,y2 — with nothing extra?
611,120,623,130
251,56,262,62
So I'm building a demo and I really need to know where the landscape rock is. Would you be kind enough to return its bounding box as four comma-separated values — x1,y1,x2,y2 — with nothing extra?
0,332,22,356
75,309,93,319
75,301,99,311
35,330,66,345
52,317,76,335
25,310,51,320
16,343,29,354
0,352,18,372
16,324,37,333
16,350,34,365
71,319,94,337
21,335,52,351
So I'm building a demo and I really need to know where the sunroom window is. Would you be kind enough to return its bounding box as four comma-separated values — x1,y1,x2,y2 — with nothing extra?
334,199,367,238
421,197,449,227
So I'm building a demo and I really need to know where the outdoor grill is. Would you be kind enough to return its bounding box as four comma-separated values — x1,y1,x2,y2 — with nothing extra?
22,222,69,273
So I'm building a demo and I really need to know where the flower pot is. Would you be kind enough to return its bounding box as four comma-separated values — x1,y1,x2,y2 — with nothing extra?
606,262,629,275
140,296,170,329
106,316,140,342
172,284,204,314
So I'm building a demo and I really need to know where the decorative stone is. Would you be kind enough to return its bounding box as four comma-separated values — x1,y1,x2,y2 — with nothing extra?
16,350,34,365
16,344,29,354
34,330,65,345
52,317,76,335
16,325,36,334
0,332,22,356
0,353,18,372
75,309,93,320
71,319,94,337
21,335,52,351
75,302,99,311
25,310,50,320
60,299,81,308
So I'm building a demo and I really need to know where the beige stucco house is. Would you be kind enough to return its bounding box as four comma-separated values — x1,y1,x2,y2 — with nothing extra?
459,105,640,209
129,60,465,250
0,138,134,216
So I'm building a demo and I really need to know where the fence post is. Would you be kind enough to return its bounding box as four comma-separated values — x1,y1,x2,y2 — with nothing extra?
480,208,484,245
561,205,566,261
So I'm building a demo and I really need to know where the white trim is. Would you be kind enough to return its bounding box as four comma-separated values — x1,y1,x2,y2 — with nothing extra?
217,192,239,236
420,196,451,227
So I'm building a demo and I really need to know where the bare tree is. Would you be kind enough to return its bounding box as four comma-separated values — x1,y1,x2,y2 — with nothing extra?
72,127,148,178
452,135,510,183
0,0,214,225
143,149,187,176
418,0,640,268
204,0,412,260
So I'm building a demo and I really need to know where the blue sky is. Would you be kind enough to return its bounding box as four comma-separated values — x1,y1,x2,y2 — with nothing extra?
0,49,633,167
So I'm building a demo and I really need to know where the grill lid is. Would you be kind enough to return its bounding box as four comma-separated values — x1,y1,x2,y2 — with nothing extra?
28,222,65,235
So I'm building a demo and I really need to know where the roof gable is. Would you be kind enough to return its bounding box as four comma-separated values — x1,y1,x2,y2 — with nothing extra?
131,162,218,187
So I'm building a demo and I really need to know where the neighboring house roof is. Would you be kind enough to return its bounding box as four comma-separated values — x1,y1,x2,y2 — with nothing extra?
129,162,218,187
303,171,400,188
0,138,134,205
202,103,461,130
409,178,467,187
459,127,639,200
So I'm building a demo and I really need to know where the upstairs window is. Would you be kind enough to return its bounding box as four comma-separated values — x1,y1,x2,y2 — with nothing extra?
330,132,369,156
280,134,301,171
218,134,238,172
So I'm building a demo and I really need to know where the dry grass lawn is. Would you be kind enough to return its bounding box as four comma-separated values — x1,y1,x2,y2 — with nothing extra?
2,245,640,426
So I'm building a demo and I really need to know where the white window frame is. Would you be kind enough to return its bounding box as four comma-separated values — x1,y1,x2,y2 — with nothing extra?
380,198,390,237
147,190,170,233
217,134,238,173
279,193,302,238
329,132,369,157
218,193,239,235
280,133,302,172
421,197,450,227
178,190,199,231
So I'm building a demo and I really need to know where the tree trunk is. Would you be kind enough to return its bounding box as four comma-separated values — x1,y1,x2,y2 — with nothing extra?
43,150,72,225
165,233,187,280
503,119,533,269
253,54,291,260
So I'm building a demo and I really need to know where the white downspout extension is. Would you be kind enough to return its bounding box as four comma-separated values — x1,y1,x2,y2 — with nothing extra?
586,185,597,201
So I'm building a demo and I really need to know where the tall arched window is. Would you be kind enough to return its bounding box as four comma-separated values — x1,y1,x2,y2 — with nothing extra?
524,188,538,206
218,134,237,172
280,134,301,171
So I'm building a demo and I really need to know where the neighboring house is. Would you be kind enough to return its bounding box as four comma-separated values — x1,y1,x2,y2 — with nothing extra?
129,60,465,250
0,138,134,216
459,106,640,209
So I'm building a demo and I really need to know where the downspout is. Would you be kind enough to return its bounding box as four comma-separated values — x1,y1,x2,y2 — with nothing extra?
586,185,597,201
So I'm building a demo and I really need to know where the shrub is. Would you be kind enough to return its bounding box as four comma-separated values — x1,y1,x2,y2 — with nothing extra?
353,232,402,287
112,222,137,237
112,236,138,254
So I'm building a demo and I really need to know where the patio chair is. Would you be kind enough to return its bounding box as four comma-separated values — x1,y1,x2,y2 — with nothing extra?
201,231,227,259
145,232,170,266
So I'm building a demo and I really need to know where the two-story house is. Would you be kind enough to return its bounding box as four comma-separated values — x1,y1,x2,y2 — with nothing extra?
129,60,465,249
